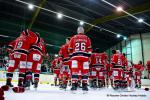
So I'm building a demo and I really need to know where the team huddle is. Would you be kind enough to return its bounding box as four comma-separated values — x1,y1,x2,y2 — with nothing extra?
51,26,149,92
1,26,150,93
1,30,46,92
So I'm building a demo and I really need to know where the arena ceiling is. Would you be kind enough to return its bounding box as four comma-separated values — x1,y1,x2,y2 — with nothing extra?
0,0,150,54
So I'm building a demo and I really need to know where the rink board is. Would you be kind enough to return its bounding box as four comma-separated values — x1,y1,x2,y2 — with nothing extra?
0,71,54,84
0,71,150,86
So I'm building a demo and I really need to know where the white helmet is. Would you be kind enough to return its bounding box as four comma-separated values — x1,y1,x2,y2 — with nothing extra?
54,54,58,57
116,50,120,54
77,26,84,34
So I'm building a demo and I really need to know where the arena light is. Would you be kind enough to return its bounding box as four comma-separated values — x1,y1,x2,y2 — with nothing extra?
116,6,123,12
28,4,34,10
79,21,84,26
117,34,121,38
0,34,9,38
101,0,150,27
16,0,124,37
57,13,63,19
138,18,144,23
123,37,127,40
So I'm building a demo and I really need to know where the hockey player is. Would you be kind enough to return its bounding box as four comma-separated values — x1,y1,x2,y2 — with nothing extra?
0,41,16,91
111,50,126,89
5,40,16,87
105,61,112,88
5,29,39,88
51,55,62,86
90,48,108,88
146,60,150,79
121,53,129,88
59,37,71,89
131,61,144,88
109,50,116,88
125,65,133,87
101,52,108,87
68,26,92,91
25,37,46,89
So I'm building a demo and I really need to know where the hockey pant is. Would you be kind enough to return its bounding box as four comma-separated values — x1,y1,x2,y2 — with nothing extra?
60,60,71,85
134,71,141,86
7,53,27,84
112,68,123,87
26,53,42,82
123,71,132,87
71,57,89,84
90,67,105,81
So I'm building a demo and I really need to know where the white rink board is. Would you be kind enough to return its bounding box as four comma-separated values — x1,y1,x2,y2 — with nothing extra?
0,71,54,84
0,71,150,86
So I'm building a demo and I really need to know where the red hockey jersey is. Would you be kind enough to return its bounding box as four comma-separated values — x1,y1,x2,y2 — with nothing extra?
51,57,62,69
68,33,92,57
133,64,144,72
90,53,108,66
111,53,126,66
13,30,39,54
123,57,128,67
29,38,46,56
59,43,69,60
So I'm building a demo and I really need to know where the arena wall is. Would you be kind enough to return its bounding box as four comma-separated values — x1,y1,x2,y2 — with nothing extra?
0,71,150,86
0,71,54,84
106,32,150,78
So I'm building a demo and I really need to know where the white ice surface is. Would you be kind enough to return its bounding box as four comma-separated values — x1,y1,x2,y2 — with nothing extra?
0,82,150,100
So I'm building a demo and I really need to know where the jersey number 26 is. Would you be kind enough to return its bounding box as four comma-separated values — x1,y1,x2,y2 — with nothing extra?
75,42,86,51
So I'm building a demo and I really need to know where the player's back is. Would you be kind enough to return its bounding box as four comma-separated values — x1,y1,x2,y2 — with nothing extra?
29,41,46,56
13,35,30,54
69,33,91,53
91,53,101,65
59,44,69,59
51,58,59,69
111,53,124,66
133,64,144,71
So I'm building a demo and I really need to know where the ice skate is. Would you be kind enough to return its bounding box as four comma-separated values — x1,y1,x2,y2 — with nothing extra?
18,80,23,87
82,83,88,94
62,84,67,90
71,83,77,93
34,80,39,89
6,79,13,87
59,84,64,90
24,80,31,90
